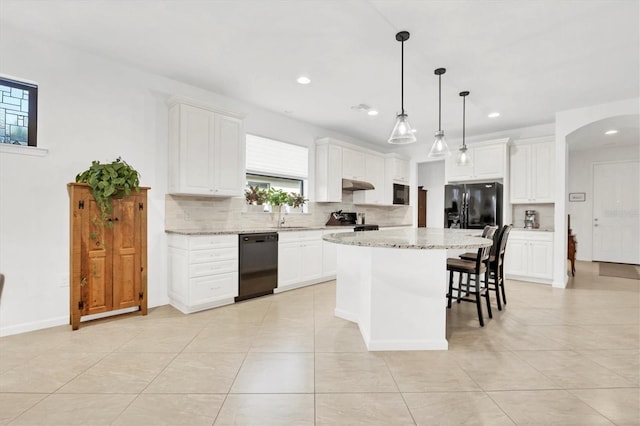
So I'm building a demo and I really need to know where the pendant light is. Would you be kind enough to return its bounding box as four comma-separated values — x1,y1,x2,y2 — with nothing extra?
457,91,472,166
388,31,416,144
428,68,451,157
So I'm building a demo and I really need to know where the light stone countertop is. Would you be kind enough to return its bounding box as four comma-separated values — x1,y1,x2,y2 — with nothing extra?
511,227,555,232
323,228,493,250
165,224,412,235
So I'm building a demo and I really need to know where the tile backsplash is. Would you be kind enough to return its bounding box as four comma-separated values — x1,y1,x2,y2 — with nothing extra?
511,204,554,230
165,192,412,231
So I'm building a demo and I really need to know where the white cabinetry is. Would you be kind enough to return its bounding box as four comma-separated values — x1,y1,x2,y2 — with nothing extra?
385,156,410,184
315,141,343,202
445,138,509,183
353,153,385,205
510,137,555,203
322,228,354,277
168,98,245,197
277,230,324,292
342,147,366,180
168,234,238,313
504,230,554,283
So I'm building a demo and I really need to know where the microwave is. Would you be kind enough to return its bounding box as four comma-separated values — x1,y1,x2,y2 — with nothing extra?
393,183,410,205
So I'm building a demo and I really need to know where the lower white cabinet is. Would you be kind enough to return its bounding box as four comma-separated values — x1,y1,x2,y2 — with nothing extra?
504,230,554,283
277,230,324,292
322,228,354,277
168,234,238,313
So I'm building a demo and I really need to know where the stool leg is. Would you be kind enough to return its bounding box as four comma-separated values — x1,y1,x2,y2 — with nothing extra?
500,264,507,305
493,267,502,311
457,272,463,303
447,270,453,308
484,269,492,319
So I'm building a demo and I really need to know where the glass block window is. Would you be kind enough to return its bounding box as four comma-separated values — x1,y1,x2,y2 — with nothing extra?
0,77,38,146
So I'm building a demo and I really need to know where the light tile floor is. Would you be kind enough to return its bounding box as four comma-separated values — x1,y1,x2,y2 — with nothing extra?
0,261,638,425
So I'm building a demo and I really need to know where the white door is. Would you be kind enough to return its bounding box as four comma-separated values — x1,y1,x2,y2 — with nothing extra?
592,161,640,264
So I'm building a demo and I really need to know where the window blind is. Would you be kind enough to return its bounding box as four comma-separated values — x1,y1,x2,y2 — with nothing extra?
246,134,308,179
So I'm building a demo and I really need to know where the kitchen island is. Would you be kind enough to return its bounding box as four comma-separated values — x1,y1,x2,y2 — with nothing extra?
323,228,492,351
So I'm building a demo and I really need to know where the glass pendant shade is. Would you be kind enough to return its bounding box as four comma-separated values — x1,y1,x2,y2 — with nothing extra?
456,90,472,167
428,67,451,158
456,146,471,166
428,130,450,157
388,113,417,144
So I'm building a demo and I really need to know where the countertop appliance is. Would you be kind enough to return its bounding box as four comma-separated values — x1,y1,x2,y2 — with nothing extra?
444,182,503,229
393,183,410,205
236,232,278,302
524,210,539,229
354,224,379,231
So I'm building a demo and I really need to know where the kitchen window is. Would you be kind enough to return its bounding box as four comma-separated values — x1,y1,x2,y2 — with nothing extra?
0,77,38,147
245,134,309,203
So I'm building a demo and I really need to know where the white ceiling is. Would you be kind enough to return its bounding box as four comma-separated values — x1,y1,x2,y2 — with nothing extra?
1,0,639,151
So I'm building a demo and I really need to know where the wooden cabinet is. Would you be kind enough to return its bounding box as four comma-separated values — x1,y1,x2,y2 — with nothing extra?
504,230,554,283
510,137,555,203
445,138,509,183
167,234,238,313
315,141,343,202
342,147,366,180
353,153,385,205
168,98,245,197
277,230,324,292
68,183,148,330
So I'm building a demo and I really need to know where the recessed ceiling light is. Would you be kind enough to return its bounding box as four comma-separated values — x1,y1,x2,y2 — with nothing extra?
296,76,311,85
367,110,378,116
488,112,500,118
605,129,618,135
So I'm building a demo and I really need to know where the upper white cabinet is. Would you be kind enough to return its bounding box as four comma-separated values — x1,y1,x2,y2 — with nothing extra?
510,136,555,204
353,153,385,205
168,98,245,197
385,156,410,184
445,138,509,183
315,138,343,202
342,147,366,180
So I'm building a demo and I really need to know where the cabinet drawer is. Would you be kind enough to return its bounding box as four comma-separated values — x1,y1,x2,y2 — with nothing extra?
189,259,237,277
190,273,238,303
189,234,237,250
190,247,237,264
278,230,323,243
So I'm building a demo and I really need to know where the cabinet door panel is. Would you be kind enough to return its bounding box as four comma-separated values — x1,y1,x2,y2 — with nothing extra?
301,241,323,281
445,151,474,182
82,196,112,315
531,142,554,202
473,145,504,179
180,105,214,194
215,114,244,196
278,242,302,287
528,241,553,279
509,144,531,203
342,147,365,180
504,239,528,277
112,197,142,310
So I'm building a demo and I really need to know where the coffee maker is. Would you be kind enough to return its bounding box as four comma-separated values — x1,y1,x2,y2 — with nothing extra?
524,210,538,229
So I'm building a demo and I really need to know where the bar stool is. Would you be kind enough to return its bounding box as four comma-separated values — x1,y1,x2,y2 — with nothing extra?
446,226,497,327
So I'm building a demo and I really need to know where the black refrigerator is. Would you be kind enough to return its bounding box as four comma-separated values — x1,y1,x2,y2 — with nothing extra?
444,182,503,229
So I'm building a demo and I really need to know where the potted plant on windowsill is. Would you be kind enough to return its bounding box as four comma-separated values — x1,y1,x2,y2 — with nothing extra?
244,185,268,213
287,192,307,213
75,157,140,227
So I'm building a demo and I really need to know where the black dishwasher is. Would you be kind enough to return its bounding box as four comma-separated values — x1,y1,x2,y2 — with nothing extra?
236,232,278,302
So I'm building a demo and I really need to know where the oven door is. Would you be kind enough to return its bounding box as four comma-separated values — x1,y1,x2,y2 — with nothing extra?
393,183,410,205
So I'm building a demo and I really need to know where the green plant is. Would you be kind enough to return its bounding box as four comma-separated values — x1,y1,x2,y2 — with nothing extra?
287,192,307,208
244,185,268,205
267,188,289,206
75,157,140,227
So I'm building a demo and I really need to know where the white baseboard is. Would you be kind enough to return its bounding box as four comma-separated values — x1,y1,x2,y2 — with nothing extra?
0,316,68,337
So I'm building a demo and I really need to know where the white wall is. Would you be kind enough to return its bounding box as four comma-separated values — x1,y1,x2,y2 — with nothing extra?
554,98,640,288
417,161,445,228
0,24,375,336
567,144,640,261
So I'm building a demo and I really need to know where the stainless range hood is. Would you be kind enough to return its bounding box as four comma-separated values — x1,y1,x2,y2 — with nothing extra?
342,178,375,191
